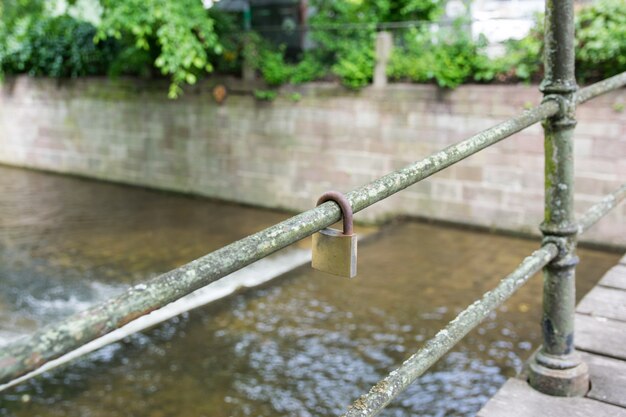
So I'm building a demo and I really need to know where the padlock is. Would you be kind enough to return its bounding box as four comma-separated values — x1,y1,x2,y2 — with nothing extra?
311,191,357,278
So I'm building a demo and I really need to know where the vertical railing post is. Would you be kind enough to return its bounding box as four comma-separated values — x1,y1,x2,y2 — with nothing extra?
527,0,589,397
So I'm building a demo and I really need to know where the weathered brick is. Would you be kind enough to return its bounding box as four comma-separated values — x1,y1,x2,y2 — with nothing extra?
463,184,504,207
431,179,463,202
1,76,624,244
576,174,622,196
503,191,543,212
482,166,523,189
591,137,626,159
576,121,621,137
454,165,483,182
512,133,543,154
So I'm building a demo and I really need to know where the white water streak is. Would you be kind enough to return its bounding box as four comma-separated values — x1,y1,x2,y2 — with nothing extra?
0,248,311,392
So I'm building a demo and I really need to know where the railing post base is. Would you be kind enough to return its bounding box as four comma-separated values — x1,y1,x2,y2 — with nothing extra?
526,232,590,397
528,348,589,397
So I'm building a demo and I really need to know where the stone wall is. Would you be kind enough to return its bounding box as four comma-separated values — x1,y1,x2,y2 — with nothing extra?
1,76,625,246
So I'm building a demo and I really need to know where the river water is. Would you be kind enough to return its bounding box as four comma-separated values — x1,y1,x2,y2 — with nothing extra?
0,166,619,417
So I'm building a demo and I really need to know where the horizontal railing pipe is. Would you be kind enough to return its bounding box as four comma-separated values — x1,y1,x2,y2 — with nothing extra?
342,183,626,416
576,71,626,105
577,184,626,233
346,102,560,213
341,244,559,417
1,73,623,386
0,100,561,385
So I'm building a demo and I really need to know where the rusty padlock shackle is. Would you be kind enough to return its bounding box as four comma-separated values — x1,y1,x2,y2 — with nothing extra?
316,191,353,235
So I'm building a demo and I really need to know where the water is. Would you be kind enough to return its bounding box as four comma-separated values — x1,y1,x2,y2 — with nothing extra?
0,165,292,342
0,166,620,417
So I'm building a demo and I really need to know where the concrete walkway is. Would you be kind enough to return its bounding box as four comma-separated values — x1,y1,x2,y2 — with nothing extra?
478,254,626,417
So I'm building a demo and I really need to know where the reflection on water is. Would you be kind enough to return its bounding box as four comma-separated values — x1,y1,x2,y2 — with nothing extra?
0,165,291,341
0,166,620,417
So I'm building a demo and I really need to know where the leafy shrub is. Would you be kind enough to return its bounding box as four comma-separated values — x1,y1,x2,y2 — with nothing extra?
3,0,623,93
332,44,375,89
478,14,544,83
2,15,117,78
259,48,327,86
96,0,221,98
253,89,278,101
259,46,293,86
488,0,625,84
106,44,154,78
289,52,327,84
494,33,543,82
207,10,243,76
575,0,626,82
387,53,429,83
306,0,444,89
289,92,302,102
307,1,376,89
241,33,326,86
388,24,491,88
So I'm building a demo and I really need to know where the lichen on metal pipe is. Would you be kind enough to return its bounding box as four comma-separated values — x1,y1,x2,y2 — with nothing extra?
0,100,560,385
576,71,626,105
347,102,559,213
341,244,558,417
0,70,623,386
578,184,626,233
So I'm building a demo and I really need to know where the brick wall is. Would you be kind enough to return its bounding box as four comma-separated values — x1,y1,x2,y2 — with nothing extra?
1,76,625,246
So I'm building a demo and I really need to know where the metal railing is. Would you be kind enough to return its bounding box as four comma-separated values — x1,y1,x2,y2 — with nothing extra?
340,187,626,417
1,70,624,408
1,1,626,415
0,76,571,384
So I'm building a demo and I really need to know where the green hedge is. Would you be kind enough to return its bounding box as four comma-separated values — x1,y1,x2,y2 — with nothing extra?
1,0,624,94
387,25,495,88
484,0,626,84
2,15,117,77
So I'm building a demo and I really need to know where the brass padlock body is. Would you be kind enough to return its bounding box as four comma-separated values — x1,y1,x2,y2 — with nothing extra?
312,227,357,278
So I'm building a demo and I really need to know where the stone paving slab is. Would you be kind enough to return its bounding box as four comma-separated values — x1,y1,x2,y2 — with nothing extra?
478,254,626,416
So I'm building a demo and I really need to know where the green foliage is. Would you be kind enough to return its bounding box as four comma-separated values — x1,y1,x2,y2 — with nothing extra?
388,24,491,88
390,0,626,86
253,89,278,101
105,43,153,78
208,10,244,76
332,45,375,89
387,53,432,83
483,15,543,83
259,46,293,86
307,1,377,88
2,14,117,78
289,52,327,84
96,0,221,98
308,1,376,56
1,0,223,96
2,0,624,93
1,0,47,29
307,0,444,89
242,33,326,86
496,35,543,82
575,0,626,82
310,0,443,30
431,38,477,88
396,0,445,20
486,0,626,83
